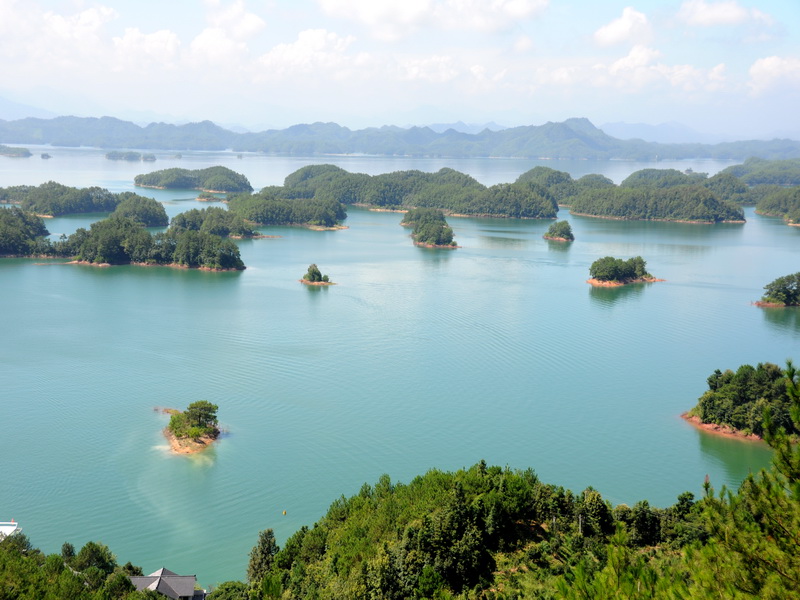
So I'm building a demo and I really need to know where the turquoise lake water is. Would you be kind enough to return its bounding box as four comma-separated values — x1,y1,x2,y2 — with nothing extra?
0,148,792,587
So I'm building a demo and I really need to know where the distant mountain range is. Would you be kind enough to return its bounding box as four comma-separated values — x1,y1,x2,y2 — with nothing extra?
1,115,798,160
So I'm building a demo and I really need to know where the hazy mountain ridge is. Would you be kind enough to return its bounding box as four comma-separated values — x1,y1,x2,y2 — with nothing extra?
1,115,799,160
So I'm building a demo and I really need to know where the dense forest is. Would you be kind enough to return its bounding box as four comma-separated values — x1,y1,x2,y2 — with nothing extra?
0,207,245,270
759,272,800,306
134,166,253,193
589,256,652,283
2,364,799,598
687,361,798,438
110,193,168,227
170,207,258,238
2,115,800,159
401,208,457,247
0,182,158,217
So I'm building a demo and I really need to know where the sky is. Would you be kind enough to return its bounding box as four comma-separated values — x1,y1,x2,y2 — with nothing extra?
0,0,799,137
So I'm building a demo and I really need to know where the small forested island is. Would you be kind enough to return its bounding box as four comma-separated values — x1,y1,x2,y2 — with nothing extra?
300,263,333,285
0,144,31,157
756,272,800,307
134,166,252,193
684,360,798,439
588,255,659,286
163,400,220,454
401,207,457,247
0,181,157,217
106,150,147,161
543,219,574,241
0,207,245,270
226,190,347,229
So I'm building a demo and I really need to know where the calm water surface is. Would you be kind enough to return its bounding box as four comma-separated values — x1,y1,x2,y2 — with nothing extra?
0,149,791,587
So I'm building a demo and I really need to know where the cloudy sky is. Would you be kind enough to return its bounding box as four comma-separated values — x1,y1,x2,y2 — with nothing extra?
0,0,798,136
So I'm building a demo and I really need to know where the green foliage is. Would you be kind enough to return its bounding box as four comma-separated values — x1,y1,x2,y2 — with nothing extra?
620,168,706,188
110,193,168,227
689,362,795,437
106,151,144,161
208,580,249,600
168,401,219,440
544,220,574,241
134,166,252,192
227,190,346,227
248,529,280,584
402,208,456,246
761,272,800,306
0,181,120,216
0,144,32,157
303,263,329,282
589,256,651,282
0,207,50,256
170,207,256,238
721,156,800,185
755,186,800,223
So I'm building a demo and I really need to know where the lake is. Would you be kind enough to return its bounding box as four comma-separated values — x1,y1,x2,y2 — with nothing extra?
0,148,791,587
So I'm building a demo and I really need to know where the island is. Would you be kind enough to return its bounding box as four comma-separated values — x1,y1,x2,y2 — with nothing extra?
0,144,31,158
300,263,333,285
170,206,261,238
226,190,346,229
0,181,154,217
683,361,797,440
106,151,145,161
134,166,253,193
110,193,169,227
543,219,574,241
163,401,220,454
755,272,800,307
587,255,661,286
401,207,457,248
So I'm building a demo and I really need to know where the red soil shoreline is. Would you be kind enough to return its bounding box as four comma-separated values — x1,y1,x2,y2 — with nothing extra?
680,413,763,442
569,211,745,225
299,279,336,286
543,235,572,242
586,276,664,287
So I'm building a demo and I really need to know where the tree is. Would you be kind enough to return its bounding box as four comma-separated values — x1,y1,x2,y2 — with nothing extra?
247,529,280,584
544,220,574,241
185,400,218,429
761,272,800,306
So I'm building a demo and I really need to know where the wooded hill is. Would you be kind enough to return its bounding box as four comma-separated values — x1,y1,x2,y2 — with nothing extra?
2,115,799,159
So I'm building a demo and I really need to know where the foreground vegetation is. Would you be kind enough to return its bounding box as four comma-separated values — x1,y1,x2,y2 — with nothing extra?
220,361,800,599
3,362,799,598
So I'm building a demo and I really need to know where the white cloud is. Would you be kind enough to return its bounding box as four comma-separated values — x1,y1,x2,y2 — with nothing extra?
317,0,548,39
748,56,800,94
113,28,181,72
514,35,534,52
677,0,773,27
594,7,651,47
206,0,265,40
399,55,459,82
255,29,357,77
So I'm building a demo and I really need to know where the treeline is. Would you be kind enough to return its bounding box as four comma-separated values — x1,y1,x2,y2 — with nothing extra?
171,207,257,238
215,361,800,599
0,182,164,218
688,361,798,438
226,192,347,228
2,115,800,159
0,207,244,269
589,255,651,283
401,208,456,246
0,143,31,157
270,164,558,219
0,534,149,599
134,166,252,193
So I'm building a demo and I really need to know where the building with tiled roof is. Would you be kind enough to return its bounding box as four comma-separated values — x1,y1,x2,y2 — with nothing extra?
129,567,206,600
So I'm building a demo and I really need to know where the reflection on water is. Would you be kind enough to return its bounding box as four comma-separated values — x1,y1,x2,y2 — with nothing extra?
696,430,772,491
478,235,530,249
588,282,647,306
762,307,800,339
545,239,572,253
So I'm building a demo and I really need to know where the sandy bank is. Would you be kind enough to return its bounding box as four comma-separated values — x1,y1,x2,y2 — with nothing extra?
681,413,763,442
586,276,664,287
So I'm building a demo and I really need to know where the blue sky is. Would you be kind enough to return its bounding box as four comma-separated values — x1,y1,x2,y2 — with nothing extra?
0,0,798,136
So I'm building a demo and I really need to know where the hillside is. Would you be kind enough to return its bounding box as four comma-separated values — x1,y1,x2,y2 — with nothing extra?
1,116,799,159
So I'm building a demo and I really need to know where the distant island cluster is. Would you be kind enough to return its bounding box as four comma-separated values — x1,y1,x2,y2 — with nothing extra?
2,160,800,295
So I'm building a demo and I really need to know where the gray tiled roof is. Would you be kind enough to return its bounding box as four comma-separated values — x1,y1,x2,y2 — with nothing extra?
130,567,202,600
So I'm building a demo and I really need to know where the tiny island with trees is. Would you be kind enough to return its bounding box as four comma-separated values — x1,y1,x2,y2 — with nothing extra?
587,255,660,286
401,207,457,247
300,263,333,286
543,219,574,241
134,166,253,193
163,400,220,454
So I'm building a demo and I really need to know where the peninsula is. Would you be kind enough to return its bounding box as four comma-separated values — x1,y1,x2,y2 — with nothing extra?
163,401,220,455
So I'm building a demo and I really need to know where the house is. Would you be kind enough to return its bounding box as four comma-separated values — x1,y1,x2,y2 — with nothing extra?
129,567,206,600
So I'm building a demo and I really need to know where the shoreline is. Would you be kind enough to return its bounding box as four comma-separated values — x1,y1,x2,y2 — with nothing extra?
752,300,792,308
157,407,220,455
586,276,664,287
299,279,336,286
66,259,244,272
680,413,763,442
543,235,572,242
414,241,460,249
569,211,745,225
